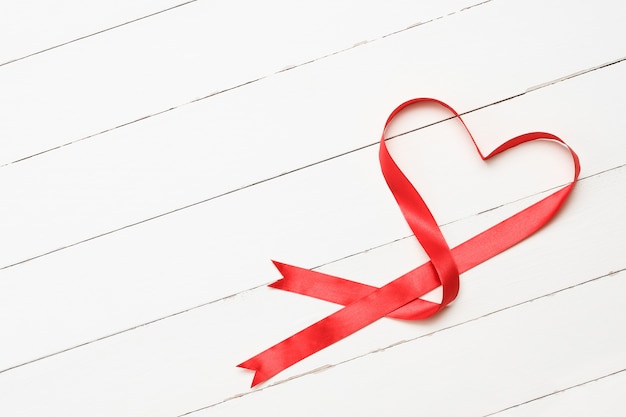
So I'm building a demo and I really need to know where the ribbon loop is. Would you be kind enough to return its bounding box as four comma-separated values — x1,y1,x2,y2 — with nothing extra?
380,99,460,310
238,98,580,387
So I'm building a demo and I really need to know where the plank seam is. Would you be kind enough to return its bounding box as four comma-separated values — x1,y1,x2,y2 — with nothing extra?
2,56,623,271
525,57,626,93
481,367,626,417
0,0,496,168
177,268,626,415
1,166,623,379
0,1,199,68
313,161,626,271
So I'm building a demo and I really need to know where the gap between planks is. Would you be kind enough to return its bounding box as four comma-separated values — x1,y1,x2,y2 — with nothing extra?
0,1,198,67
179,267,626,415
2,57,624,272
1,162,623,376
0,0,525,168
482,367,626,417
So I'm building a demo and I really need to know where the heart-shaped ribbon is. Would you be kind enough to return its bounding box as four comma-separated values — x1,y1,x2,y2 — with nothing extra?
239,98,580,387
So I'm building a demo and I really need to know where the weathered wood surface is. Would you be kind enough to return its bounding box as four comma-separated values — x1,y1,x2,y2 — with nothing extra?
1,1,624,415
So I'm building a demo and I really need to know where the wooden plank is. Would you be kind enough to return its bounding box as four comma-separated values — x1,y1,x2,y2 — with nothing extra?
492,370,626,417
1,62,625,372
0,160,624,416
0,56,622,272
0,0,190,65
1,2,622,416
1,0,624,167
1,5,625,269
0,172,623,417
198,271,626,417
0,0,476,165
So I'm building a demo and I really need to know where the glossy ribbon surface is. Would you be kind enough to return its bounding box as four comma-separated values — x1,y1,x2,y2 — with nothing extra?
239,98,580,387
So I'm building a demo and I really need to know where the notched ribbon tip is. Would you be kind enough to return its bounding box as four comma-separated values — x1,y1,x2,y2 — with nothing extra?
237,360,268,388
268,260,287,289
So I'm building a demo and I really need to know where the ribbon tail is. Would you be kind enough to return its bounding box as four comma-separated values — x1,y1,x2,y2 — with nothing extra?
270,260,380,303
271,259,442,320
238,265,445,386
237,357,276,388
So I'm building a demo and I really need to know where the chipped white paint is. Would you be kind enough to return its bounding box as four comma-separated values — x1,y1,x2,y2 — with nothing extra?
0,0,625,416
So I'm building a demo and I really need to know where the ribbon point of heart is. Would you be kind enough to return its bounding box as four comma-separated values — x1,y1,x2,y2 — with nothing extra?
237,98,580,387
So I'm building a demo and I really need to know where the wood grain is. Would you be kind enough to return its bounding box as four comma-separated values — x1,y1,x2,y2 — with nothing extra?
0,160,624,416
1,57,625,374
199,270,626,417
0,0,476,165
0,0,190,65
1,0,624,415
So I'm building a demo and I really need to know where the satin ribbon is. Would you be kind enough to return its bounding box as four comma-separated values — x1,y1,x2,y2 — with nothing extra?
238,98,580,387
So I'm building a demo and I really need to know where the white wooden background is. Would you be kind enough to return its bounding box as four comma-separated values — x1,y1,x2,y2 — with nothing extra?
1,1,625,415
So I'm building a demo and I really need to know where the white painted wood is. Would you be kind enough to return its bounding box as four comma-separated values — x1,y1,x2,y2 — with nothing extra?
493,370,626,417
0,1,625,268
198,272,626,417
1,1,624,415
0,162,624,416
0,0,189,65
0,0,476,165
0,207,623,417
1,62,624,373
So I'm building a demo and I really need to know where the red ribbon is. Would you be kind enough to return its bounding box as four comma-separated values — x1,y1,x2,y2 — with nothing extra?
238,98,580,387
